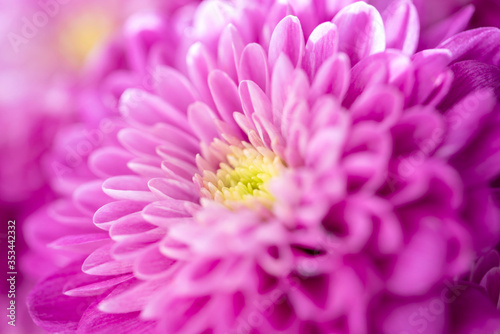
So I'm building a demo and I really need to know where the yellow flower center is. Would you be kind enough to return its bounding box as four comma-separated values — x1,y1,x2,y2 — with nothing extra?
58,10,115,67
199,143,285,209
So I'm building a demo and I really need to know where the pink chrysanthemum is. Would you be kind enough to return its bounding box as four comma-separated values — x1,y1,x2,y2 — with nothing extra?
26,1,500,333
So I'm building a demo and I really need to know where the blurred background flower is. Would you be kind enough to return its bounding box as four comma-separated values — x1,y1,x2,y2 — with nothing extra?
0,0,499,333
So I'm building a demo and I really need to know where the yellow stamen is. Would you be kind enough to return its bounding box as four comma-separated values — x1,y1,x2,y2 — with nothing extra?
58,10,115,67
199,144,285,209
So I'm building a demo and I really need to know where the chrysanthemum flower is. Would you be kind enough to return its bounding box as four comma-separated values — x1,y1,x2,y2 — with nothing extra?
26,0,500,333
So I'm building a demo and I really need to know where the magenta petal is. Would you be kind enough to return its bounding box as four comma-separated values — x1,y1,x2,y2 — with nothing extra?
309,53,351,102
153,66,198,113
449,284,500,334
187,42,217,107
391,106,445,156
387,226,447,296
306,128,344,172
471,250,500,284
268,15,305,68
271,54,294,112
134,246,177,279
239,80,273,121
261,0,294,49
142,200,194,228
48,199,89,226
120,89,190,132
94,200,147,231
208,69,243,133
150,123,199,153
78,292,156,333
73,180,113,216
111,228,165,260
344,52,391,107
382,0,419,55
98,279,168,314
217,24,244,83
438,88,496,159
332,2,385,65
439,60,500,110
89,147,134,179
439,27,500,66
304,22,338,79
102,176,157,201
410,49,452,105
239,43,269,93
123,13,165,73
420,5,474,50
187,102,219,144
480,268,500,306
148,178,198,202
82,244,134,275
27,262,96,333
64,273,133,297
156,144,196,164
49,233,110,253
118,127,164,158
109,212,156,241
350,85,403,129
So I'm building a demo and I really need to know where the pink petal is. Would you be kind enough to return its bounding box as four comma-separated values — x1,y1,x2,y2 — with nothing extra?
109,212,156,241
120,89,190,132
386,226,447,296
309,53,351,102
64,274,133,297
187,42,217,107
94,200,147,231
239,43,269,92
332,2,385,65
268,15,305,68
127,157,164,178
142,200,195,228
217,24,245,82
148,178,198,202
78,285,156,333
134,246,177,279
271,55,295,112
150,123,200,154
111,228,165,260
89,147,134,179
304,22,338,78
82,244,134,275
350,85,403,129
152,66,199,113
102,176,157,201
208,69,243,134
98,279,168,314
187,102,219,144
239,80,273,121
49,233,110,253
27,262,96,333
73,181,113,216
382,0,419,55
48,199,90,226
156,144,195,164
420,5,474,50
117,128,164,158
